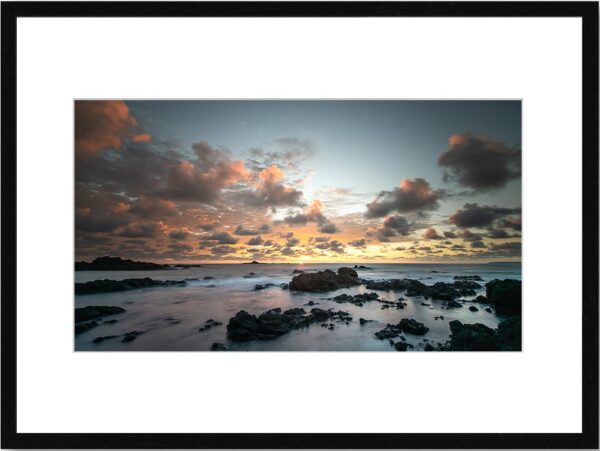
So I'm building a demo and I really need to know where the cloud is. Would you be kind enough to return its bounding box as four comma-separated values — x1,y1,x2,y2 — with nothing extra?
169,230,188,240
423,227,443,240
286,237,300,247
210,245,236,255
75,101,139,154
236,165,303,208
348,238,367,248
234,225,259,236
162,141,250,203
75,213,129,233
130,197,178,219
367,215,411,243
457,229,483,242
198,223,218,231
449,203,521,228
471,240,487,248
365,178,443,218
438,132,521,191
318,222,339,234
247,236,264,246
500,217,522,231
443,231,457,238
117,222,164,238
201,232,238,245
315,240,345,254
283,199,327,225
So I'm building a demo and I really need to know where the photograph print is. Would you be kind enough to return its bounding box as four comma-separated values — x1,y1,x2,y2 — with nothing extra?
75,100,522,352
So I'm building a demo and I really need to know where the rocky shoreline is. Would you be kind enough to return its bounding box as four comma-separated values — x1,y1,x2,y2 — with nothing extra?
75,265,522,351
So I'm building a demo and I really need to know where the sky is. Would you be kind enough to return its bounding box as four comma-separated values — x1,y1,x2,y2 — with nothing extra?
75,100,522,263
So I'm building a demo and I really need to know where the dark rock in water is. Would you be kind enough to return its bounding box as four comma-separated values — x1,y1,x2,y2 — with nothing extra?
469,306,479,312
289,269,359,292
332,292,378,306
474,295,489,304
103,319,118,324
365,278,474,301
424,344,435,351
375,318,428,340
121,331,144,343
292,269,304,274
280,283,289,290
399,318,429,335
449,320,497,351
226,307,352,342
75,306,125,322
374,326,401,340
211,343,228,351
254,283,276,291
495,317,522,351
359,318,373,325
284,308,306,316
446,300,462,308
454,275,483,281
353,265,372,270
448,318,521,351
75,256,167,271
203,276,216,280
485,307,493,313
92,335,118,344
303,300,319,306
337,267,358,278
486,279,521,315
75,320,98,334
75,278,186,295
394,341,408,351
243,272,260,279
199,319,223,331
245,260,262,264
420,302,431,307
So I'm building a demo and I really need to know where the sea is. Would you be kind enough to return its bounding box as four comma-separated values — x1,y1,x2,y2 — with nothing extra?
74,262,521,351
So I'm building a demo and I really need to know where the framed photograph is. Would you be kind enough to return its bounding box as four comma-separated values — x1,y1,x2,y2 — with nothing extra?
2,1,598,448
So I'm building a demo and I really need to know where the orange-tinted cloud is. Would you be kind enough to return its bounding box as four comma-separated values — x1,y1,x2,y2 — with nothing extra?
132,133,152,142
75,101,137,154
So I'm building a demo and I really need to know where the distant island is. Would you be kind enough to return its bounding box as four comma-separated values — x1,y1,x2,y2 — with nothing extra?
75,256,168,271
243,260,263,264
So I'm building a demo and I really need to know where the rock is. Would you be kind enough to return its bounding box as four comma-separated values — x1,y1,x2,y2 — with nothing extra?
446,300,463,308
92,335,118,344
75,278,186,295
199,319,222,331
365,278,469,301
283,308,306,316
254,283,276,291
469,306,479,312
427,282,461,300
374,326,401,340
75,306,125,322
421,302,431,307
394,341,408,351
454,275,483,281
399,318,429,335
473,295,487,303
75,320,98,334
292,269,304,274
245,260,262,264
448,320,497,351
203,276,216,280
424,343,435,351
332,292,379,306
121,331,144,343
359,318,373,325
485,307,493,313
75,256,167,271
337,267,358,278
486,279,521,315
495,317,522,351
289,269,359,292
280,283,289,290
243,272,260,279
226,307,351,342
103,319,118,324
353,265,372,270
211,343,228,351
303,300,318,306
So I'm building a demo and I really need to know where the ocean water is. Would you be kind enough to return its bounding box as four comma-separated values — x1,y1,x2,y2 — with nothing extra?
74,262,521,351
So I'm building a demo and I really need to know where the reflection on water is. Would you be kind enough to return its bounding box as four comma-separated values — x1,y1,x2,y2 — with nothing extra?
74,262,521,351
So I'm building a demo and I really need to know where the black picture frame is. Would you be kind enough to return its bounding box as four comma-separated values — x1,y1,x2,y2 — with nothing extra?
1,2,598,448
